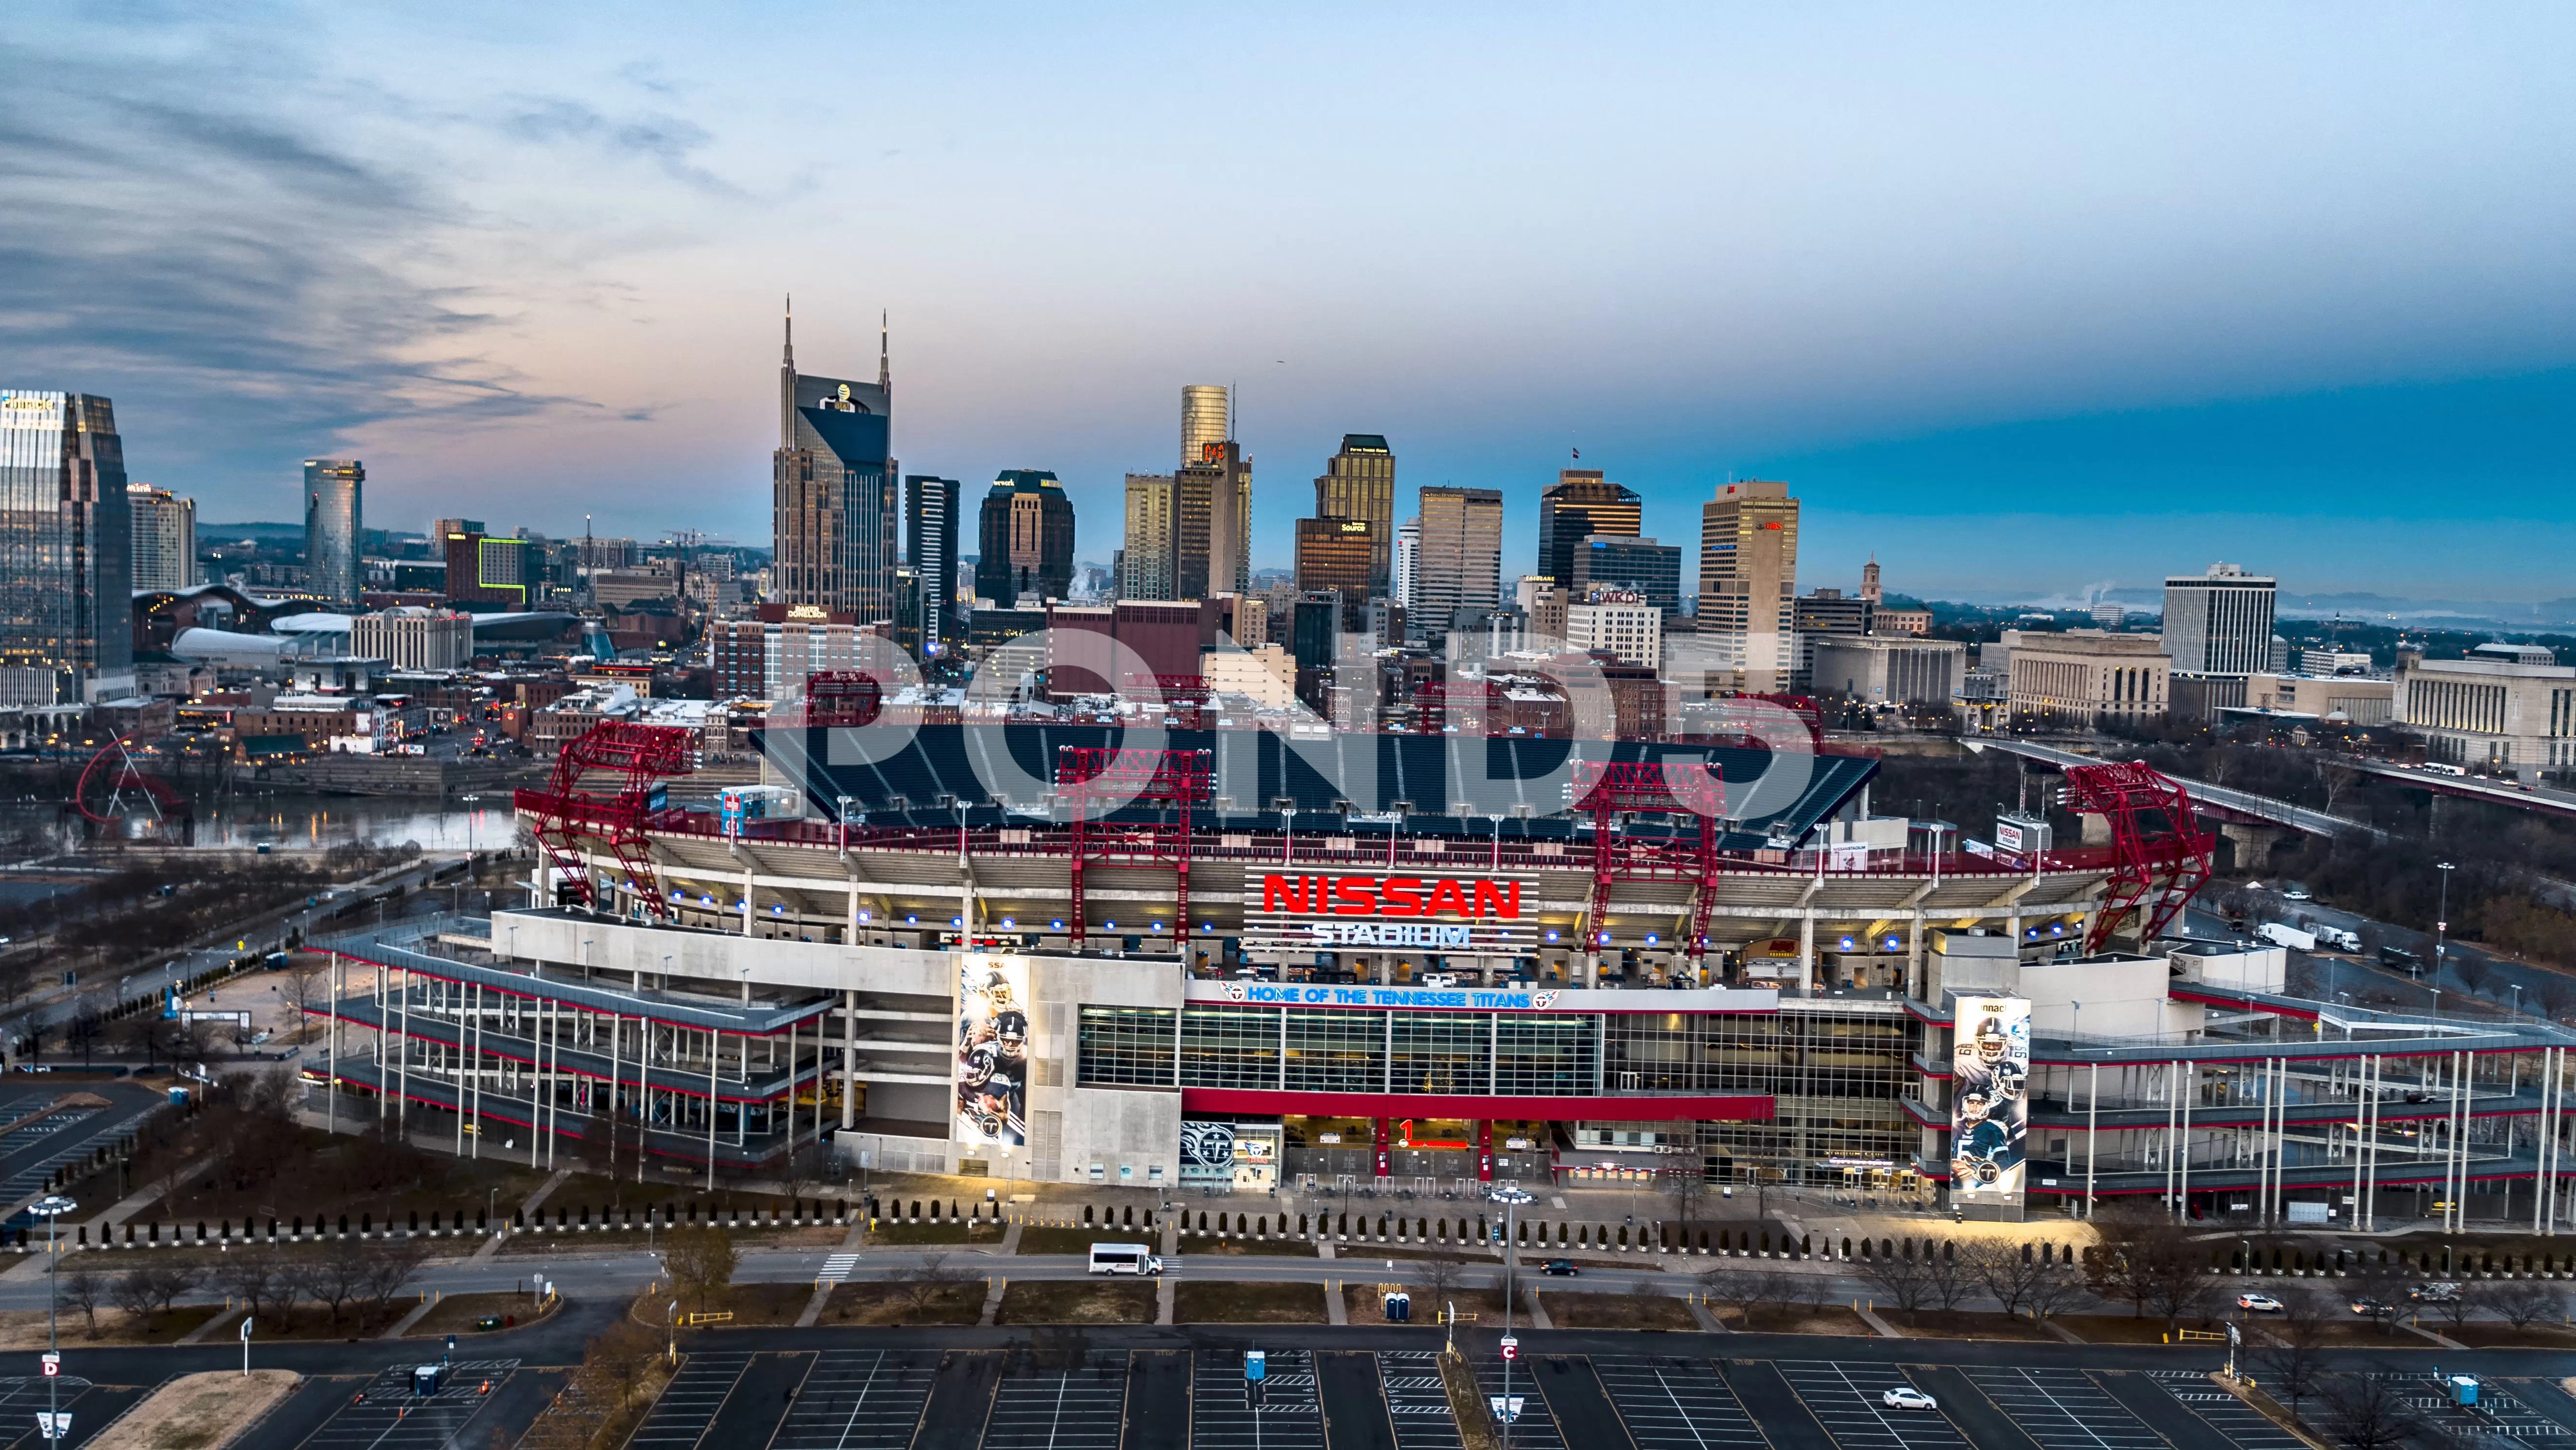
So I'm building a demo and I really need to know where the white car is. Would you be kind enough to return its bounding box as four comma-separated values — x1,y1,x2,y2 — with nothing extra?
2237,1293,2284,1313
1883,1388,1938,1411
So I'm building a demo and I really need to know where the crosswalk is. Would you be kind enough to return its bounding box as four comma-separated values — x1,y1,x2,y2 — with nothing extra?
819,1253,860,1283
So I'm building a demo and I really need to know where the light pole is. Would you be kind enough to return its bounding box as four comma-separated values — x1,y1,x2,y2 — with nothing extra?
1489,1185,1533,1450
35,1194,74,1438
2433,862,2455,987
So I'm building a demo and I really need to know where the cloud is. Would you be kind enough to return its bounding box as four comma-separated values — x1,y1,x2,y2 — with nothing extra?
0,26,584,491
499,96,739,195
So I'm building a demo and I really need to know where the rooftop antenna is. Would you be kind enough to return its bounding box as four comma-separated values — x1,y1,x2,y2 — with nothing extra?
879,308,890,394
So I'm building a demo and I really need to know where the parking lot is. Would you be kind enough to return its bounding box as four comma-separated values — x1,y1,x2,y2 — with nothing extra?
1962,1367,2168,1450
770,1350,943,1450
1777,1359,1971,1450
296,1358,519,1450
1191,1347,1321,1450
1375,1351,1461,1450
2145,1370,2308,1450
1587,1355,1767,1450
628,1348,758,1450
986,1359,1128,1450
0,1373,144,1450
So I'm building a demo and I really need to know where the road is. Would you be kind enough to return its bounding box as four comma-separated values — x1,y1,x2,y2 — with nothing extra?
2195,889,2575,1023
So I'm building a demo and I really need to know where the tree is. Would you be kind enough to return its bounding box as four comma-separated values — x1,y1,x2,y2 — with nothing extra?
217,1249,288,1327
893,1251,969,1317
1726,1267,1796,1329
1922,1243,1974,1312
1409,1255,1468,1307
2316,1374,2426,1450
2247,1288,2331,1424
288,1237,377,1325
62,1009,103,1070
2452,952,2495,999
360,1236,436,1308
664,1224,739,1311
2426,1281,2482,1332
2489,1278,2562,1329
60,1265,103,1338
279,956,332,1038
114,1262,203,1319
1964,1239,2053,1318
2091,1216,2218,1329
1854,1247,1932,1323
1663,1170,1709,1236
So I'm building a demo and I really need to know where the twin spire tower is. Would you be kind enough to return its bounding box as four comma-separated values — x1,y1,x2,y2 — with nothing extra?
772,297,900,622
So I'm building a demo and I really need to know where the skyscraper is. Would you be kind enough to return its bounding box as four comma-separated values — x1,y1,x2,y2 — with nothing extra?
127,483,195,592
773,303,899,622
0,391,131,704
1293,517,1375,627
436,519,531,605
1120,473,1177,601
1569,535,1683,617
303,457,364,604
974,470,1076,606
1175,440,1250,600
2161,563,2277,676
1393,519,1421,610
1537,469,1642,587
1312,435,1395,597
1413,486,1504,643
905,474,962,654
1699,479,1799,693
1180,384,1229,469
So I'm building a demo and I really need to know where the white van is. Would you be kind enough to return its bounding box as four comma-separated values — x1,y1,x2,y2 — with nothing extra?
1087,1243,1165,1276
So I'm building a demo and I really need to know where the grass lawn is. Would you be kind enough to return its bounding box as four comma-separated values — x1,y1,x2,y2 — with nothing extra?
1708,1304,1874,1336
996,1280,1155,1325
1017,1226,1132,1255
1537,1291,1699,1331
1344,1286,1508,1325
819,1282,986,1327
1187,1240,1319,1258
403,1291,557,1339
2048,1314,2227,1346
1874,1309,2057,1342
2437,1323,2576,1349
1174,1281,1328,1325
867,1220,998,1248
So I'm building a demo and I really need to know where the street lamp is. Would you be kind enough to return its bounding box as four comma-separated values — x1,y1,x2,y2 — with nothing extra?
34,1194,74,1437
2433,862,2455,986
1489,1186,1534,1450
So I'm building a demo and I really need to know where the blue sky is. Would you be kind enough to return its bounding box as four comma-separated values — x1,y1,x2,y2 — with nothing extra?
3,3,2570,600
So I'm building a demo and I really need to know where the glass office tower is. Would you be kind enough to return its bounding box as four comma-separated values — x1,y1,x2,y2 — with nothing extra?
0,391,132,704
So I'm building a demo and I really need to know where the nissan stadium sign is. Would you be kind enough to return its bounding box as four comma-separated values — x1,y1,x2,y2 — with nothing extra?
1242,873,1539,952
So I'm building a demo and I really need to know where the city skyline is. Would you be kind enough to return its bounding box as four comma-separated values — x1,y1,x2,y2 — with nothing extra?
5,6,2572,601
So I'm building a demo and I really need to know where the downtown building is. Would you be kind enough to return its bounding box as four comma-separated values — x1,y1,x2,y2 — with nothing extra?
2161,562,2276,718
772,311,899,624
973,470,1077,607
1697,479,1797,694
1411,486,1503,644
1537,469,1641,591
304,458,364,604
127,484,196,593
0,391,133,705
905,475,963,657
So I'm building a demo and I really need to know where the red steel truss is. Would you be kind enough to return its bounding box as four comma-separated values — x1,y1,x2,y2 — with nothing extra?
1572,761,1730,968
72,734,190,827
1057,746,1213,952
2059,760,2214,952
517,720,697,916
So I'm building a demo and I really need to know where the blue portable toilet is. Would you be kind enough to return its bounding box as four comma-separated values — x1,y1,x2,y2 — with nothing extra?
1385,1291,1411,1322
2446,1376,2479,1408
414,1365,445,1397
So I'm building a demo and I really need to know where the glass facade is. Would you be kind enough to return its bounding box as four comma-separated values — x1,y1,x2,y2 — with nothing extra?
1137,1004,1915,1183
0,391,130,705
303,458,363,603
1074,1005,1177,1088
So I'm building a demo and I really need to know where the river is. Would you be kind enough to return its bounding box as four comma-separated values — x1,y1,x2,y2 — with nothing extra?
0,793,511,854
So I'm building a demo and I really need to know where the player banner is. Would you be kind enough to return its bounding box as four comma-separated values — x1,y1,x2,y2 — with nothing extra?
1949,996,2030,1208
954,958,1030,1148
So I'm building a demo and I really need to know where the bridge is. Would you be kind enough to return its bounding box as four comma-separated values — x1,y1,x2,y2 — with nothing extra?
1966,738,2386,842
2352,759,2576,822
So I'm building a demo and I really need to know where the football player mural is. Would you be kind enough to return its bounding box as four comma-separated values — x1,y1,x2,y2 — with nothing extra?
954,959,1030,1148
1949,997,2031,1208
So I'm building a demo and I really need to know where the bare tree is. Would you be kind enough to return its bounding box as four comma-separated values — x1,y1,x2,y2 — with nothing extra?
278,956,331,1038
287,1237,376,1325
664,1224,740,1312
1726,1267,1796,1329
359,1236,436,1308
1408,1255,1469,1308
114,1262,202,1319
2092,1217,2221,1330
1923,1242,1975,1312
1964,1240,2053,1318
1854,1247,1932,1323
2248,1288,2332,1424
60,1266,104,1338
893,1251,970,1316
2318,762,2360,818
2489,1278,2563,1329
2316,1374,2427,1450
2426,1281,2482,1332
2452,953,2495,999
216,1249,287,1326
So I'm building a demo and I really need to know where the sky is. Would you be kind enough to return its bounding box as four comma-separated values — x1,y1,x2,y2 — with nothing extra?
4,3,2573,603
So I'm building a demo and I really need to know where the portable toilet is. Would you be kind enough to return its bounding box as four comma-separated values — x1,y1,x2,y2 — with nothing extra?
1384,1290,1411,1323
414,1365,445,1397
2446,1376,2479,1408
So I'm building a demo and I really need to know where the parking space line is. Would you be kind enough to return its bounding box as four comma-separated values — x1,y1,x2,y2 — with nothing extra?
629,1350,758,1450
1776,1359,1972,1450
1588,1355,1762,1450
1375,1352,1463,1450
1960,1369,2163,1450
986,1361,1126,1450
296,1358,520,1450
1475,1357,1566,1450
2136,1371,2306,1450
1191,1347,1323,1450
771,1349,938,1450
